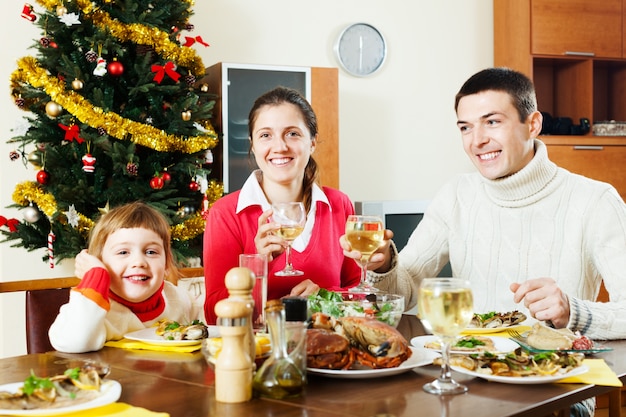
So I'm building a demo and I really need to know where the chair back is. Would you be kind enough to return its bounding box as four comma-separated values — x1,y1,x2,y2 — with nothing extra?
25,288,71,354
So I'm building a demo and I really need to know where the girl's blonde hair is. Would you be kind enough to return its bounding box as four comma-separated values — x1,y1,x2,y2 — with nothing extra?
87,201,178,279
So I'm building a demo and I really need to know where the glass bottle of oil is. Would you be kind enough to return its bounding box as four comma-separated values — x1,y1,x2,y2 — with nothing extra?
252,299,305,399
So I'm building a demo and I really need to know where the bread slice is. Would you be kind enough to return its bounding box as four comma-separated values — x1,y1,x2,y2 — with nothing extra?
525,322,576,350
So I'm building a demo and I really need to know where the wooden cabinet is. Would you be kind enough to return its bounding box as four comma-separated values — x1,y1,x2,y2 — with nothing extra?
494,0,626,127
530,0,623,58
494,1,626,195
200,62,339,192
543,137,626,199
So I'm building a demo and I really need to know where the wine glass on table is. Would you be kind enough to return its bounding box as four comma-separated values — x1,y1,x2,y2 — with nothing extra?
417,278,473,395
345,215,384,293
272,202,306,276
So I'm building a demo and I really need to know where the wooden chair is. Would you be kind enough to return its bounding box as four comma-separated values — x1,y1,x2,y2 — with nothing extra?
0,277,79,354
0,267,205,354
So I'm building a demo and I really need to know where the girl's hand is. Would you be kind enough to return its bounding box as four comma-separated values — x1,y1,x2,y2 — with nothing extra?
74,249,106,279
255,209,284,261
289,279,320,297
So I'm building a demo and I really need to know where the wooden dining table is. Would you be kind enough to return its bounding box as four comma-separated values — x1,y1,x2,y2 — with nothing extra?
1,315,624,417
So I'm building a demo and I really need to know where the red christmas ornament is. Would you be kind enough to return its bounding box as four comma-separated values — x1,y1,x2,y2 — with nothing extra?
36,170,49,184
82,153,96,173
150,176,164,189
21,3,36,22
161,171,171,184
108,60,124,77
188,180,200,192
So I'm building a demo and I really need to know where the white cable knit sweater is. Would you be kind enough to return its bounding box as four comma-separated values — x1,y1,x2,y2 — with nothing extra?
374,140,626,340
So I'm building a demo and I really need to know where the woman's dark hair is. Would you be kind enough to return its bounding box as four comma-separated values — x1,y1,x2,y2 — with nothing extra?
248,86,319,212
454,67,537,123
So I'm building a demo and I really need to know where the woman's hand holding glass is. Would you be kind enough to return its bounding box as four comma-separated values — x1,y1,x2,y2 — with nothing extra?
271,202,306,276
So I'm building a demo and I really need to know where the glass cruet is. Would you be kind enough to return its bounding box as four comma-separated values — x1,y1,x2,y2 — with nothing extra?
252,299,305,399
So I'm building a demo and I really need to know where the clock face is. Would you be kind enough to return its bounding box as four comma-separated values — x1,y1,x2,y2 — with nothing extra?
335,23,387,77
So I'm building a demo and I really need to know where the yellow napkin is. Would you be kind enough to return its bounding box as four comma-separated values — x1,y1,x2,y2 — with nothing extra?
558,359,623,387
0,402,169,417
461,325,532,338
104,338,200,353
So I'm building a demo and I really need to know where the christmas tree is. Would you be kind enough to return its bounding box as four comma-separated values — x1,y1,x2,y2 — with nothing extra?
4,0,223,267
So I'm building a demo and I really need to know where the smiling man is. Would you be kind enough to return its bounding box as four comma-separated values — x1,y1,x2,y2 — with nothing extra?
343,66,626,345
341,68,626,414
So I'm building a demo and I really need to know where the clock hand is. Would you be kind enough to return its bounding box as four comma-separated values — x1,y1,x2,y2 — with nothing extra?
359,35,363,71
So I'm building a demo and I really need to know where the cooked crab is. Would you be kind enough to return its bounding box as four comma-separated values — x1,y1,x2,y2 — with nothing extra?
309,313,412,369
306,328,353,370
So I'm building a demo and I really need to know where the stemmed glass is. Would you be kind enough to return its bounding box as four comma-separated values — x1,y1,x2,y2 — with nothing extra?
345,215,384,293
272,202,306,276
417,278,473,395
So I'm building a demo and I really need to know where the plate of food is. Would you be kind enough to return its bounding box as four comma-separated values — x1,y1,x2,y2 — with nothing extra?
462,311,528,334
307,346,439,379
508,322,613,355
0,364,121,415
446,349,588,384
125,320,216,347
411,335,519,354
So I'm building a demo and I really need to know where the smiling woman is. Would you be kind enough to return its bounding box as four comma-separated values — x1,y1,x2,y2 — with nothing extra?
202,86,362,324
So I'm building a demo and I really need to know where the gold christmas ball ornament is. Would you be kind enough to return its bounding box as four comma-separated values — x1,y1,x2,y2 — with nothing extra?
27,150,43,169
200,84,209,92
71,78,84,90
56,5,67,16
181,110,192,121
45,101,63,118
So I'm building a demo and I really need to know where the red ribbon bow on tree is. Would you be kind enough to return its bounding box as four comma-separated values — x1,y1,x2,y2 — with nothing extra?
58,123,85,143
183,36,210,47
151,61,181,84
0,216,19,232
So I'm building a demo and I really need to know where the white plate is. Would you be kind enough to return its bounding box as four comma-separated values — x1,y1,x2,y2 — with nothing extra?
411,335,519,354
461,324,527,335
307,346,439,379
124,325,219,347
0,380,121,416
451,364,589,385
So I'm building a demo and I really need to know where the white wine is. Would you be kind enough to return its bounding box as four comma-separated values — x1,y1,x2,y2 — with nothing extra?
345,221,384,260
276,226,304,241
418,286,473,338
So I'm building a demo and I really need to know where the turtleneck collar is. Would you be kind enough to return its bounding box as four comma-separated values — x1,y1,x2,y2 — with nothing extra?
109,281,166,322
480,139,562,208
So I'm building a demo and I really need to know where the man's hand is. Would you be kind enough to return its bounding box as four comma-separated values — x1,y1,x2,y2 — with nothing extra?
510,278,570,328
340,229,394,273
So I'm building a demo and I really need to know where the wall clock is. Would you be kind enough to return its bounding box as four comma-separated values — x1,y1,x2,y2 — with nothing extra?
334,23,387,77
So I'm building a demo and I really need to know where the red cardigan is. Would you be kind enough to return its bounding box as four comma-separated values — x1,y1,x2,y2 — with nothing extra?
203,187,361,324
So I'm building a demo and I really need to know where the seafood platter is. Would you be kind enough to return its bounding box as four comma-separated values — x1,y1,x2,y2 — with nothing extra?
444,348,589,384
124,319,213,347
508,322,612,354
462,310,528,334
0,361,121,415
305,312,438,378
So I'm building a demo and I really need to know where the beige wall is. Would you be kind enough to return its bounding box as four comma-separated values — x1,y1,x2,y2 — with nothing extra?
0,1,490,357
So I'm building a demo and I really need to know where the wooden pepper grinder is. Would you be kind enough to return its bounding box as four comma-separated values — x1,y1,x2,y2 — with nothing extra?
224,267,257,365
214,294,253,403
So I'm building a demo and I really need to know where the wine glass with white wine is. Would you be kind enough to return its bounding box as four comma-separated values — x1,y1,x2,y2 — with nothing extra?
272,202,306,276
417,278,473,395
345,215,384,293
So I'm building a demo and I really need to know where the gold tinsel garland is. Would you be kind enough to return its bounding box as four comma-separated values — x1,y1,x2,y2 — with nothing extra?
34,0,205,76
13,180,224,242
12,57,218,154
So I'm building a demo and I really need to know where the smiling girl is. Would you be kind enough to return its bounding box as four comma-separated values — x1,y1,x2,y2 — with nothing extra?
49,201,203,353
